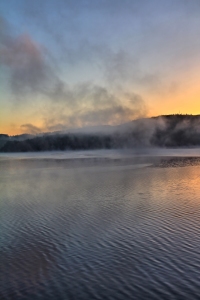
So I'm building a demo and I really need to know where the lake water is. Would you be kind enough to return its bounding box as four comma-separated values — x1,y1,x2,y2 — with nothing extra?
1,149,200,299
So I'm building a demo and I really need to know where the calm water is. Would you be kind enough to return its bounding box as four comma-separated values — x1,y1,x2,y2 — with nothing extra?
1,150,200,299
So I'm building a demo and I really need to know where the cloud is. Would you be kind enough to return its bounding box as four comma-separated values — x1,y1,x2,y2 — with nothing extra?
42,85,147,131
17,88,147,134
20,124,41,135
0,29,53,96
1,14,149,132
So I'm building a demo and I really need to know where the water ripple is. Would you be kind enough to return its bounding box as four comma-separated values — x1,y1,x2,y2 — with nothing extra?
1,159,200,299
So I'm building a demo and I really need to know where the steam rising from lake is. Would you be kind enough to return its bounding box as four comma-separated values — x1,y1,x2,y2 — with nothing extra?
1,149,200,299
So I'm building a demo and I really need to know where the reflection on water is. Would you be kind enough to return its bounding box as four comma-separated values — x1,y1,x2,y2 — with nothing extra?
1,153,200,299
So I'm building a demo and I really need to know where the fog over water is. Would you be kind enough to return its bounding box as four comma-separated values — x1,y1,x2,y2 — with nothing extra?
2,147,200,160
2,1,200,297
1,149,200,299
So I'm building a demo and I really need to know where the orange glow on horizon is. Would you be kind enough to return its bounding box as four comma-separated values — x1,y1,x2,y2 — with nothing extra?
1,82,200,136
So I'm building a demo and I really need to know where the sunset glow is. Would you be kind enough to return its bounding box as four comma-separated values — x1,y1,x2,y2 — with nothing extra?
1,0,200,135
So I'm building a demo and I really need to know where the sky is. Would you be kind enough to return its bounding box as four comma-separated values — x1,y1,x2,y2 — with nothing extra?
1,0,200,135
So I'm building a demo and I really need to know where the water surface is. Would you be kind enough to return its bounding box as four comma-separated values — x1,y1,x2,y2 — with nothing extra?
1,150,200,299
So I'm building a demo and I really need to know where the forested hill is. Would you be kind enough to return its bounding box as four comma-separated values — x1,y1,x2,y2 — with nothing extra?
150,114,200,146
1,114,200,152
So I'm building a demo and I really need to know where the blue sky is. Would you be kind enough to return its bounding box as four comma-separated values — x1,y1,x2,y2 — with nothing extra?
1,0,200,134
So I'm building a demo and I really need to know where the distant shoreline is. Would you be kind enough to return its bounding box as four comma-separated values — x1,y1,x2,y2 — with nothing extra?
2,115,200,152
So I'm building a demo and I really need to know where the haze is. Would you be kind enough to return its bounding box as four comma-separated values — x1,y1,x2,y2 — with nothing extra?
1,0,200,135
